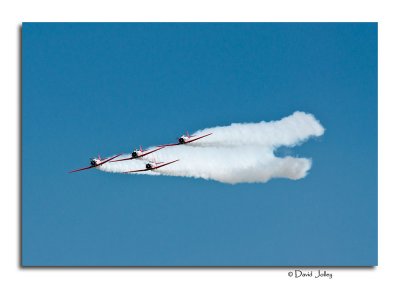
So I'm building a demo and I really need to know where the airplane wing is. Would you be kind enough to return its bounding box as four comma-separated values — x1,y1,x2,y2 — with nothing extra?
68,165,95,173
110,156,133,163
98,154,122,165
152,159,179,169
157,143,179,147
123,168,149,174
140,146,165,157
185,133,213,144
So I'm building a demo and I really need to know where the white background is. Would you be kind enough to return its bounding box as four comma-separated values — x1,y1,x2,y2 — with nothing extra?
1,0,398,287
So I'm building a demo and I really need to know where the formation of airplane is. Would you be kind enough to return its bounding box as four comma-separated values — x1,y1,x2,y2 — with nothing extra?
68,131,212,174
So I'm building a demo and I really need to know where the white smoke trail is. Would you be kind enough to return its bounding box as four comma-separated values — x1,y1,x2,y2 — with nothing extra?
99,111,325,184
192,111,324,148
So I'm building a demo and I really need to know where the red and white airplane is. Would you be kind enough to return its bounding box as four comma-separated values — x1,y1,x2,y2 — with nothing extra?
110,146,165,163
68,153,122,173
159,132,212,147
124,159,179,173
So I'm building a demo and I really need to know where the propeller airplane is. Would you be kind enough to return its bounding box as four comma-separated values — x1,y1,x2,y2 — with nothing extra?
68,153,122,173
110,146,165,163
159,132,212,147
124,159,179,173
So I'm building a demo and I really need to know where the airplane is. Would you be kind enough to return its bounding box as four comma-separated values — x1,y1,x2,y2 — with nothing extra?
124,159,179,173
159,131,212,147
110,145,165,163
68,153,122,173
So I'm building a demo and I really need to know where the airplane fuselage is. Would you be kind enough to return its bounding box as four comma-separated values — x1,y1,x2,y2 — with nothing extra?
132,150,141,158
90,159,101,166
178,136,189,144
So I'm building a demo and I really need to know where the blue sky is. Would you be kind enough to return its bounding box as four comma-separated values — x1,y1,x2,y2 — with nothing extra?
22,23,377,266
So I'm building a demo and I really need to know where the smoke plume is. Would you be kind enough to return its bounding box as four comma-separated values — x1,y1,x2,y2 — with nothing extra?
99,111,325,184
